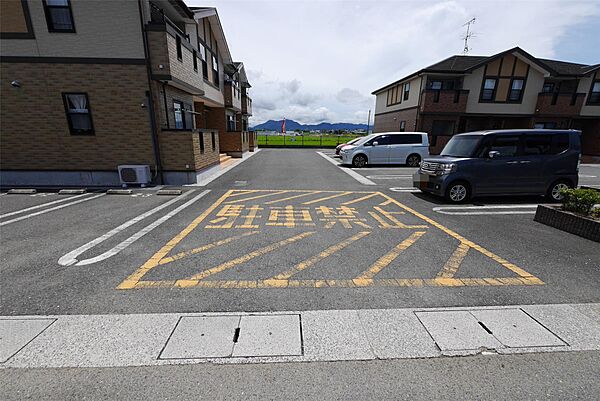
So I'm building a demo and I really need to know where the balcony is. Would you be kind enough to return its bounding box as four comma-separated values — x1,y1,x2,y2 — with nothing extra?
242,93,252,116
535,92,585,116
420,89,469,113
224,81,242,111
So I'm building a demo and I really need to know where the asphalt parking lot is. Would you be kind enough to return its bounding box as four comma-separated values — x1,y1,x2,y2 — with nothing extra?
1,149,599,316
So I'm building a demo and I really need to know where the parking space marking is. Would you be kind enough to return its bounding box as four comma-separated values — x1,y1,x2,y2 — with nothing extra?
436,242,470,278
58,190,206,266
271,231,371,281
118,189,544,290
355,231,426,283
316,151,377,185
0,194,105,227
0,193,88,219
341,193,379,205
433,205,539,215
303,191,353,205
265,191,323,205
177,231,316,287
158,231,259,266
224,190,289,204
366,175,413,179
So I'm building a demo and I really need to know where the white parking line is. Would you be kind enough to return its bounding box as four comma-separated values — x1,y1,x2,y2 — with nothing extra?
316,151,377,186
0,194,105,226
389,187,420,193
433,204,540,215
579,175,597,178
58,190,209,266
0,193,89,219
366,175,413,179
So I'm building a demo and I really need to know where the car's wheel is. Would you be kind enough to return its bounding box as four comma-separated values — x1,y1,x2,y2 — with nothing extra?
352,154,367,168
546,180,572,202
406,153,421,167
445,181,471,203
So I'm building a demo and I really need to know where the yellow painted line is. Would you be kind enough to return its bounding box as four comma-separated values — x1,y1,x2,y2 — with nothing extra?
133,276,544,289
264,191,323,205
271,231,371,280
157,231,259,266
185,231,316,282
436,242,470,278
355,231,426,280
341,193,379,206
225,190,257,198
116,190,234,290
224,190,289,204
373,206,426,229
377,192,542,281
302,191,353,205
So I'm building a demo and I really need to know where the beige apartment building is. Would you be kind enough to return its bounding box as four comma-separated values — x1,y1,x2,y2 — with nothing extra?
372,47,600,159
0,0,253,186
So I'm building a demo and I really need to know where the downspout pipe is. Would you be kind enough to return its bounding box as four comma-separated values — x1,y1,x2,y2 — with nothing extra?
138,0,164,185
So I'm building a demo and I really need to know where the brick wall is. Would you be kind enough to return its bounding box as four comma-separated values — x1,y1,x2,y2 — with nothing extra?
420,90,469,113
0,62,155,171
373,108,418,133
536,93,586,116
154,83,195,129
193,130,220,168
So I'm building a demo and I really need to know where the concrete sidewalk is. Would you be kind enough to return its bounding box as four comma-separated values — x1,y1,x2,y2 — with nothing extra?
1,303,599,369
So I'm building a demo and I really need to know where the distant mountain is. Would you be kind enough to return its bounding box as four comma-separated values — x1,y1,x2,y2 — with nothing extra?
252,119,368,131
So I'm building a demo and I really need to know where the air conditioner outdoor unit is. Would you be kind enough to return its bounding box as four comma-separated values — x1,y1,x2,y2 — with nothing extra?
118,165,151,187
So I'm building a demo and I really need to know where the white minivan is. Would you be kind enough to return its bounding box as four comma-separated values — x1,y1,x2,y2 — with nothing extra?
340,132,430,167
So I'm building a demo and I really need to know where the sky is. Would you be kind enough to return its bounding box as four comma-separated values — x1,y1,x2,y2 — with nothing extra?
186,0,600,126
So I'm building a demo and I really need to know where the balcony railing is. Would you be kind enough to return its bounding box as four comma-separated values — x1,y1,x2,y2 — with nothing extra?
420,89,469,113
224,81,242,110
242,94,252,115
535,92,586,116
149,3,189,40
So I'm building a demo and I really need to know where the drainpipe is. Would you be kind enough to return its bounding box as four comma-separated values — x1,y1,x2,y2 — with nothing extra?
138,0,164,184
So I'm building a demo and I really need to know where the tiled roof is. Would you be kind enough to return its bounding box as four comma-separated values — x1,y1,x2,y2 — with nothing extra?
424,55,489,72
372,47,598,94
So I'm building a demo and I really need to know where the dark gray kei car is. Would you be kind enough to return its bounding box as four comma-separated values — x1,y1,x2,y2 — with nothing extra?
413,129,581,203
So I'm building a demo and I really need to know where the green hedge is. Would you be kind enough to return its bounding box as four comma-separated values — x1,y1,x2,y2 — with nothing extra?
560,188,600,216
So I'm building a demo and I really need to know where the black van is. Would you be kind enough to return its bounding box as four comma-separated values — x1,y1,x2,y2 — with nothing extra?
413,129,581,203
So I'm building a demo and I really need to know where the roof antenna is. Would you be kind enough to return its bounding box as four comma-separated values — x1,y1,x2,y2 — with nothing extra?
462,17,476,54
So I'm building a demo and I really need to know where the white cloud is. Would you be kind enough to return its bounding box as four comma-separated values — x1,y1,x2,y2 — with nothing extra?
186,0,600,124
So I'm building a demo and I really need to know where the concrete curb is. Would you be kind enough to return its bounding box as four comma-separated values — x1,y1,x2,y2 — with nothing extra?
106,189,133,195
157,189,183,196
534,205,600,242
1,303,599,369
7,189,37,194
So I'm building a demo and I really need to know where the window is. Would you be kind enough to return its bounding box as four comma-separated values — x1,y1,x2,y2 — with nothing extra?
366,135,390,146
487,135,520,157
429,81,442,90
589,81,600,104
523,135,552,155
199,43,208,79
227,114,235,131
534,122,557,129
399,120,406,132
389,134,421,145
193,50,198,71
173,100,193,129
211,132,216,150
509,79,524,101
199,132,205,153
542,82,555,93
63,93,93,135
431,120,455,136
173,101,184,129
553,133,569,154
212,55,219,86
43,0,75,33
481,78,497,101
403,82,410,100
176,35,182,61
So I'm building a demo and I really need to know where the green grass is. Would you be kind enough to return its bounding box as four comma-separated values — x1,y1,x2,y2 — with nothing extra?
257,134,363,147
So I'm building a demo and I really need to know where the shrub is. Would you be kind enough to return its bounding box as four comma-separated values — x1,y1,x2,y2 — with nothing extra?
560,188,600,216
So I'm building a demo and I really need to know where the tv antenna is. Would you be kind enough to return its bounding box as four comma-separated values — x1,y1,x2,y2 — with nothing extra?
462,18,476,54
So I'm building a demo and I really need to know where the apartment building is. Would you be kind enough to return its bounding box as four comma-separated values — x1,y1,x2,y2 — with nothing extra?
372,47,600,159
0,0,253,186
